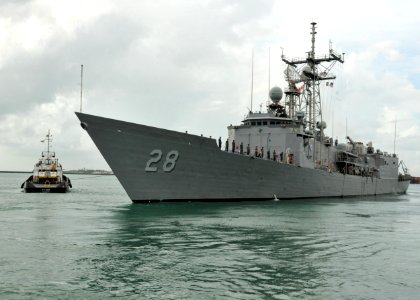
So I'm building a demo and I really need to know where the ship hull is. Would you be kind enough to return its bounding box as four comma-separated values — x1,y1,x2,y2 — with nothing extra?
23,182,70,193
76,113,410,202
22,176,71,193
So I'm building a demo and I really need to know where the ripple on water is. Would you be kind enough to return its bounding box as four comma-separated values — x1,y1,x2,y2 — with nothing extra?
1,174,420,299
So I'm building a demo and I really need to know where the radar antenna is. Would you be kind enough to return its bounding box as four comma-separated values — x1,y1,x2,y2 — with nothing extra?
282,22,345,162
282,22,344,132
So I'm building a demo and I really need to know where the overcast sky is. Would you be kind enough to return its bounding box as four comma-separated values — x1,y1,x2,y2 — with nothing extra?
1,0,419,175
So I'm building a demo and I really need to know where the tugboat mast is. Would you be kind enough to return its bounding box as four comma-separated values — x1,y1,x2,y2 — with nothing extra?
47,130,52,155
42,129,53,157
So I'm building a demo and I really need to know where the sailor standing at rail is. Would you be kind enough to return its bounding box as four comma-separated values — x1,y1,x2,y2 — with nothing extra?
240,142,243,154
225,139,228,152
218,137,222,149
247,144,250,155
232,140,235,153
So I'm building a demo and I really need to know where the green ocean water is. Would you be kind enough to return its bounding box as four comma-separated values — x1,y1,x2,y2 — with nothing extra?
1,172,420,299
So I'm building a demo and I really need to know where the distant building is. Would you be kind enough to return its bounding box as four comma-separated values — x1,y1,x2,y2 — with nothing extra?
410,177,420,184
66,169,113,175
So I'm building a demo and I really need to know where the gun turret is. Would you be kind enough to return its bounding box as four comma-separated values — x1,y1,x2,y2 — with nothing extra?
346,136,355,145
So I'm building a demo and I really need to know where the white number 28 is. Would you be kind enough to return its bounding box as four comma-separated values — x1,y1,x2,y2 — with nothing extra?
145,149,179,173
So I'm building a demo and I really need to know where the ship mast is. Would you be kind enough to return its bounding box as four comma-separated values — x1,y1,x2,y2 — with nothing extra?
47,130,52,155
42,129,53,158
80,64,84,113
282,22,344,162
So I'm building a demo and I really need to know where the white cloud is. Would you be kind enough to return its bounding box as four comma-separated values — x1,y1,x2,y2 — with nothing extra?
0,0,112,66
0,93,106,171
38,0,113,33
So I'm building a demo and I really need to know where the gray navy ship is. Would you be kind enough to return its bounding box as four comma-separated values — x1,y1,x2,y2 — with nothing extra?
76,22,410,203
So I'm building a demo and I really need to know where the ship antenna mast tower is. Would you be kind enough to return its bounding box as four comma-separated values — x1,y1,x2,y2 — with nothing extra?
41,129,53,159
282,22,345,160
80,64,84,113
46,129,52,155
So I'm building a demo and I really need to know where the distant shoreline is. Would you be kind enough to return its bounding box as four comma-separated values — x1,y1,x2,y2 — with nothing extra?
0,170,114,175
0,171,31,174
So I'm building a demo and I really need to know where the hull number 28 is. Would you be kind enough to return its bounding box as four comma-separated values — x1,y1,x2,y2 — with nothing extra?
145,149,179,172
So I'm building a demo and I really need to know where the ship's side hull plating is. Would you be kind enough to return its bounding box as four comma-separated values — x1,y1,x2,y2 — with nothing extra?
76,113,410,202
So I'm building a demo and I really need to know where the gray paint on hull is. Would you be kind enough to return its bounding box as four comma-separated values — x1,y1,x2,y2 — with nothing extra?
76,113,410,202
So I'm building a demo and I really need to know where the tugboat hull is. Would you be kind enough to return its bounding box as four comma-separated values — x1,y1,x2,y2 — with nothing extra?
23,182,70,193
21,175,72,193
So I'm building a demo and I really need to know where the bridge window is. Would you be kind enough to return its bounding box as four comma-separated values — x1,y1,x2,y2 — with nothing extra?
251,122,256,126
257,122,261,126
263,121,267,125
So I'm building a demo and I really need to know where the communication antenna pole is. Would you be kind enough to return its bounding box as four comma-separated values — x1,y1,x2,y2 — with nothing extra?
47,129,50,154
250,49,254,112
394,116,397,154
80,64,84,113
45,129,52,155
346,117,348,138
268,47,271,101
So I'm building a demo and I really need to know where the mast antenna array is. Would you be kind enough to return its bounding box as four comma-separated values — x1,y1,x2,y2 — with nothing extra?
281,22,345,133
41,129,53,157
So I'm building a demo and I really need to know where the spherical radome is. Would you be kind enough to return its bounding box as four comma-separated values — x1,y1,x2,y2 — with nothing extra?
269,86,283,103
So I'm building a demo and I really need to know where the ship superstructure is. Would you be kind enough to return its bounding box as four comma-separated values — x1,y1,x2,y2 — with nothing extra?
76,22,410,202
228,22,408,182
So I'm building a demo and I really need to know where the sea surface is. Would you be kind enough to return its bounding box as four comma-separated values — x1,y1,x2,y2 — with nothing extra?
1,173,420,299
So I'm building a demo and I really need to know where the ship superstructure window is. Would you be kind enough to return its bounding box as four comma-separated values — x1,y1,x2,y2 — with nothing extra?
257,122,261,126
263,121,267,125
251,122,256,126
